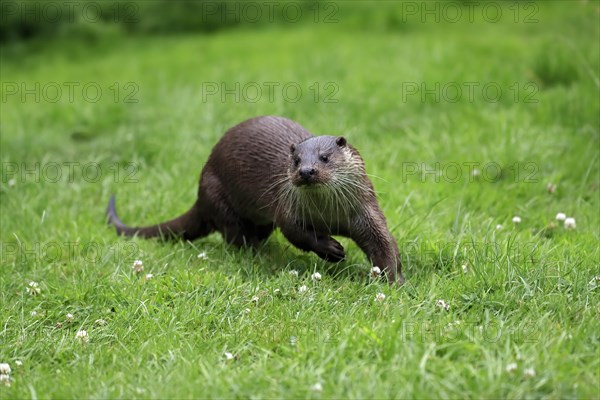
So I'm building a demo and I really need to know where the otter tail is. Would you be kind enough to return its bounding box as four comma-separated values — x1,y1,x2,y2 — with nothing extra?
107,195,211,241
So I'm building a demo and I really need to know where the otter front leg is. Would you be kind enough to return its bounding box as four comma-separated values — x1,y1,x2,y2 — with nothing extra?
351,209,404,285
279,224,345,262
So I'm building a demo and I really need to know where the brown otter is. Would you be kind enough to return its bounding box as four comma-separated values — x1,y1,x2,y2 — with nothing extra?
107,116,404,284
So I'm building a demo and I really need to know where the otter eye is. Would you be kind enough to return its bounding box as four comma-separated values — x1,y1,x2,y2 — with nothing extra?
320,154,329,163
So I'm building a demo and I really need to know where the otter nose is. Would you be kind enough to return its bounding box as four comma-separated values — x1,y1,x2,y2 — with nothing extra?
299,167,316,180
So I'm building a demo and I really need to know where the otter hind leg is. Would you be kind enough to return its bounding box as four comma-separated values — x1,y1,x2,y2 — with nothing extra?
252,223,275,245
223,221,274,248
200,170,273,248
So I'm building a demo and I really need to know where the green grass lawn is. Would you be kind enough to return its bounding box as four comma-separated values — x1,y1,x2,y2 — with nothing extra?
1,2,599,398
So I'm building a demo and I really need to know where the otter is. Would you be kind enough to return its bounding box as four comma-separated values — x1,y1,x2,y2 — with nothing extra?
107,116,404,284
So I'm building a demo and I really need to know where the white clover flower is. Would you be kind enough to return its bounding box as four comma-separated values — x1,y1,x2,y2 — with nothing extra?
145,273,153,280
251,295,259,303
496,224,503,230
31,310,38,317
371,266,381,277
289,270,299,277
311,272,322,281
375,293,386,302
66,313,74,322
311,382,323,392
443,321,461,330
273,288,281,295
290,336,298,346
461,264,468,274
523,368,536,378
512,216,522,224
546,183,557,194
243,308,251,314
224,352,234,361
298,285,308,293
27,281,41,295
564,217,576,229
0,374,10,387
8,179,16,188
472,169,481,177
94,319,107,326
452,320,461,326
0,363,10,375
506,362,518,373
14,360,22,367
197,252,208,260
436,299,450,311
132,260,144,273
555,212,566,221
75,330,89,343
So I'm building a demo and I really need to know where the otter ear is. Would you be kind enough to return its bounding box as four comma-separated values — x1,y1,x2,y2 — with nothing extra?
290,144,296,153
336,136,347,147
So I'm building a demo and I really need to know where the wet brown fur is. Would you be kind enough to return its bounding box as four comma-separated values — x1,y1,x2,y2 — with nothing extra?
107,116,403,284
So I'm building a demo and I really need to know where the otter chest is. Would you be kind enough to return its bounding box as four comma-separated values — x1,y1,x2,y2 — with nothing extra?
292,190,359,235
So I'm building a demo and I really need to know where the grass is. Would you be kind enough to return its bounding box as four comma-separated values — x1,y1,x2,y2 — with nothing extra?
1,2,599,398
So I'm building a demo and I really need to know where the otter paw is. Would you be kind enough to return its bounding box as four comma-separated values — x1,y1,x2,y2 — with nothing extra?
315,236,345,262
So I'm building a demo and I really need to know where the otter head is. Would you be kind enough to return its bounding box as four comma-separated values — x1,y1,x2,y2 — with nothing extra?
289,136,348,188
